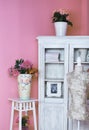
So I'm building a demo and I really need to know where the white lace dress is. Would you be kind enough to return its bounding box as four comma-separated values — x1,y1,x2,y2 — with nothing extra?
67,67,89,120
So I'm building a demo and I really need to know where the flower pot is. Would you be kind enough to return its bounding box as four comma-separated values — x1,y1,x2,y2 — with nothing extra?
17,74,32,100
22,126,29,130
54,22,67,36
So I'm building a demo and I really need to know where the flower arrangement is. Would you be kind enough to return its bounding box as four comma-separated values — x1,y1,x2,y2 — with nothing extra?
16,115,30,128
8,58,38,77
52,9,73,26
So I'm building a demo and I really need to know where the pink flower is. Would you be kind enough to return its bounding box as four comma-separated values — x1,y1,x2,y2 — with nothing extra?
20,60,32,69
8,67,19,77
59,9,69,15
8,59,38,78
16,116,19,123
27,119,30,125
66,15,70,20
12,69,20,77
16,115,30,127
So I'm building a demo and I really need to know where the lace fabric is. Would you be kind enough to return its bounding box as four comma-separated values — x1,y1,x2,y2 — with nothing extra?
67,66,89,120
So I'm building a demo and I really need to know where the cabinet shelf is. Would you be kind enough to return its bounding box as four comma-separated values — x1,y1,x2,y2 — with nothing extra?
45,61,64,64
74,62,89,64
44,79,64,82
44,97,64,103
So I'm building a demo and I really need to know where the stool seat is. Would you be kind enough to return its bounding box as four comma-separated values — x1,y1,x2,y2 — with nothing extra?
9,98,38,130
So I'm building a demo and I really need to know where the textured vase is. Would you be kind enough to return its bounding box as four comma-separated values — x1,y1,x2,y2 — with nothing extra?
54,22,67,36
18,74,32,100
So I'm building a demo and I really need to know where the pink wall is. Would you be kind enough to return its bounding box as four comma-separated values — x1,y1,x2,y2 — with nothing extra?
0,0,88,129
81,0,88,35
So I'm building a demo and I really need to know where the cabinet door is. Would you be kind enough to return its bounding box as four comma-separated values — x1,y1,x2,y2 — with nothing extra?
39,103,66,130
69,43,89,130
38,42,68,130
38,43,68,103
69,43,89,72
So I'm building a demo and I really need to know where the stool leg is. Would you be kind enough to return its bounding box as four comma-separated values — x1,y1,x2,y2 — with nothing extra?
19,103,22,130
32,102,37,130
69,118,73,130
78,120,80,130
10,101,14,130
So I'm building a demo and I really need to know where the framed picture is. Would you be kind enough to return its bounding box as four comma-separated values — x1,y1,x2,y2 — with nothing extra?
46,82,62,97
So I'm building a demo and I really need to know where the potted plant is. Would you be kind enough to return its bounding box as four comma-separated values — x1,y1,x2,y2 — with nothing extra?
8,58,38,100
8,59,38,77
52,9,73,36
16,115,30,130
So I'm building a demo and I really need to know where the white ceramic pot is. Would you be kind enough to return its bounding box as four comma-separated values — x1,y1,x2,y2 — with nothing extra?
54,22,67,36
78,49,87,62
17,74,32,100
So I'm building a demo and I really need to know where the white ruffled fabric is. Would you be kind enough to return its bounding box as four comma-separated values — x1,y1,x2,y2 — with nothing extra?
67,70,89,120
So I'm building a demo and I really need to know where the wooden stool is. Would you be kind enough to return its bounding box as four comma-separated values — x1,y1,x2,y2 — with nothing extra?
9,98,38,130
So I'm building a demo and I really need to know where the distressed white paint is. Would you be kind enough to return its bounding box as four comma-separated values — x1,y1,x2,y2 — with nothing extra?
37,36,89,130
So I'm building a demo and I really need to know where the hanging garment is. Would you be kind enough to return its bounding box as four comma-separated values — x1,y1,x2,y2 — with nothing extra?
67,65,89,120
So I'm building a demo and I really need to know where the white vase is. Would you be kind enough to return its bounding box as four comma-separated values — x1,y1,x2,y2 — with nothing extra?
17,74,32,100
54,22,67,36
78,49,87,62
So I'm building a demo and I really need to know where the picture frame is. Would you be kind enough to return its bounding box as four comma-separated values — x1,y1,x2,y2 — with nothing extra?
46,82,62,97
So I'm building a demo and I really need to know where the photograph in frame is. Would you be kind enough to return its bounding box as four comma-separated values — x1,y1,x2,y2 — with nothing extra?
46,82,62,97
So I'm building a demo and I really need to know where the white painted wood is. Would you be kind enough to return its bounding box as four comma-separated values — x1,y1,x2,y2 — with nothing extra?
38,38,69,130
78,120,80,130
10,101,14,130
69,42,89,130
44,104,64,130
9,98,38,130
19,103,22,130
37,36,89,130
32,101,37,130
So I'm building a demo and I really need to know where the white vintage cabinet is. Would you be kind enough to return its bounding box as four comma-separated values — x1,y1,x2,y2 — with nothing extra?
37,36,89,130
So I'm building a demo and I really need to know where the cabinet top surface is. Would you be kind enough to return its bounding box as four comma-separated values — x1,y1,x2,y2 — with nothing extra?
37,36,89,45
36,35,89,40
37,36,89,40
